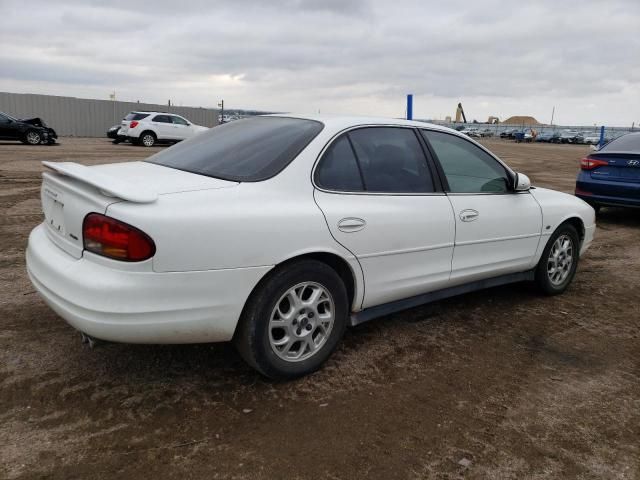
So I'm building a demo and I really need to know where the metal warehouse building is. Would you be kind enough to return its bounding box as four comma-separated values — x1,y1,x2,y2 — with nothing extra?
0,92,219,137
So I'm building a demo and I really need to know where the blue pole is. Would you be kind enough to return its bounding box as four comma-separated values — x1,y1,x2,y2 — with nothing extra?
598,125,605,148
406,94,413,120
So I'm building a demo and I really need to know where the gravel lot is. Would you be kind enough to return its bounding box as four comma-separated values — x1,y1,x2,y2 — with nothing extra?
1,137,639,479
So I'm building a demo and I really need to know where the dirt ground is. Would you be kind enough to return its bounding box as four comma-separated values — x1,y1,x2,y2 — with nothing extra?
1,137,639,480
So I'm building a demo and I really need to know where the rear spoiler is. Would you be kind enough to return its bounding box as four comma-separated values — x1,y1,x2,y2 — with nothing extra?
42,161,158,203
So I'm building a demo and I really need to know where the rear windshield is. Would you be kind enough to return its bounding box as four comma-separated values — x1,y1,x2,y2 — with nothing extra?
125,112,150,121
599,133,640,152
147,116,324,181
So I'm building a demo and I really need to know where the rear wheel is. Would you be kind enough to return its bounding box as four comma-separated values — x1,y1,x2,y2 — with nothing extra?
139,132,156,147
24,130,42,145
234,260,348,379
535,223,580,295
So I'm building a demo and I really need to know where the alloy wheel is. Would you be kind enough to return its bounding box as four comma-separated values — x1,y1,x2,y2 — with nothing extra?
26,131,41,145
268,282,335,362
142,134,155,147
547,234,574,285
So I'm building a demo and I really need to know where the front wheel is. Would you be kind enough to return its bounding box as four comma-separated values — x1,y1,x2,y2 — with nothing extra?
234,260,349,379
24,130,42,145
535,223,580,295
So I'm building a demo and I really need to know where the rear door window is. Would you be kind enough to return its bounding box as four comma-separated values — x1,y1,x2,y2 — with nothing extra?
152,115,172,123
347,127,434,193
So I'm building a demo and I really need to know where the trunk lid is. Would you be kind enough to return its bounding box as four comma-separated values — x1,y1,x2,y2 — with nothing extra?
589,153,640,183
40,161,237,258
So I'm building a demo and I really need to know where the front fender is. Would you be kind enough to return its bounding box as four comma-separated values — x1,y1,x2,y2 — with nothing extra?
529,187,596,261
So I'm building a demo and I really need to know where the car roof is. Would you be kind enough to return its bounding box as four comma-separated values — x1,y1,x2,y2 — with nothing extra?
131,111,180,115
265,113,462,136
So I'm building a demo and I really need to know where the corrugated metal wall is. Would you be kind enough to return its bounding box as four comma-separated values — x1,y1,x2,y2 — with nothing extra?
0,92,219,137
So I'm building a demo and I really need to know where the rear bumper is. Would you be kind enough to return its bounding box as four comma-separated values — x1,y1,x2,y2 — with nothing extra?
576,173,640,208
576,193,640,208
26,224,271,344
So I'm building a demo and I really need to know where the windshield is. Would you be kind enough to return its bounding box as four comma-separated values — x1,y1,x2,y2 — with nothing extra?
1,112,18,121
147,116,324,181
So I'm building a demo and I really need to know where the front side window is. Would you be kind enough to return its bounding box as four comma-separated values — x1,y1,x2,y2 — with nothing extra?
171,116,189,126
422,130,511,193
148,116,323,181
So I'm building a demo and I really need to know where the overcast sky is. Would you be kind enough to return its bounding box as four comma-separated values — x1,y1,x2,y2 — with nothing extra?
1,0,638,126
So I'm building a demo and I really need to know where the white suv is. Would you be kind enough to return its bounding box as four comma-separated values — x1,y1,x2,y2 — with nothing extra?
119,111,208,147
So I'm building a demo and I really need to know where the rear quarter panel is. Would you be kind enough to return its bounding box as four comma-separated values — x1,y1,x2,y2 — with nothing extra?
105,138,365,309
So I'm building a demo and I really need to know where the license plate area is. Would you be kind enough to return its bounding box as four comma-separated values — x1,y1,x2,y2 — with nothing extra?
43,187,65,235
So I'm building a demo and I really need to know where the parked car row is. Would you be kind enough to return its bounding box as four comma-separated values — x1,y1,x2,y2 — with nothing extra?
107,111,208,147
1,109,209,148
0,112,58,145
496,128,609,145
459,127,495,138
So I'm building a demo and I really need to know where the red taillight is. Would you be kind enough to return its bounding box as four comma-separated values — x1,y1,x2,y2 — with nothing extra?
129,120,139,129
580,157,608,170
82,213,155,262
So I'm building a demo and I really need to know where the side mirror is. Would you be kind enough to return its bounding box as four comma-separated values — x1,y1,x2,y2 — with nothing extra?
514,172,531,191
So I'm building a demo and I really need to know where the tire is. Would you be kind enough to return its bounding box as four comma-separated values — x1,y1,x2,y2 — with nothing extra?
234,260,349,379
24,130,42,145
535,223,580,295
139,132,156,147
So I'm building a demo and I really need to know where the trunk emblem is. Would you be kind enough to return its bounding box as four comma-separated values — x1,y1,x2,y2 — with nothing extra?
627,160,639,166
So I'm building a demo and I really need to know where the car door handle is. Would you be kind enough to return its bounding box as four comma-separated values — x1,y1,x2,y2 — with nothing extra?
338,217,366,232
459,209,479,222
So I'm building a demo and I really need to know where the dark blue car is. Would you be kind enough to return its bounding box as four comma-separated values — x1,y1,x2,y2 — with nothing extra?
575,132,640,211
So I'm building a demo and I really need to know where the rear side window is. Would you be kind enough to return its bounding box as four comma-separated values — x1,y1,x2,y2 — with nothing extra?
125,112,150,121
315,136,364,191
599,133,640,152
422,130,511,193
147,116,324,182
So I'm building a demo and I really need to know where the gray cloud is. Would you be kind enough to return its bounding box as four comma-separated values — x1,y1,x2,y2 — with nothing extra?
0,0,639,125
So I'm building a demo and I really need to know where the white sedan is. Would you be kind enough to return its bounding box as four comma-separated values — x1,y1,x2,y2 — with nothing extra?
26,115,596,378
